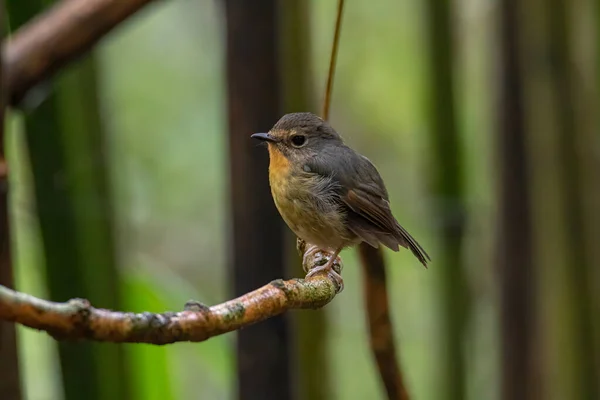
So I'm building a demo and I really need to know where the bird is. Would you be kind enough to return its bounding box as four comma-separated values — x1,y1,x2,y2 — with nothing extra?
251,112,430,291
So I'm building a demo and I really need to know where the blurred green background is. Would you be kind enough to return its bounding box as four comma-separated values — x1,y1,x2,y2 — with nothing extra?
3,0,598,399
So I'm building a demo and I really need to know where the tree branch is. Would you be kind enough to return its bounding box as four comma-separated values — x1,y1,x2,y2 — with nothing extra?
3,0,158,107
359,244,409,400
0,264,341,344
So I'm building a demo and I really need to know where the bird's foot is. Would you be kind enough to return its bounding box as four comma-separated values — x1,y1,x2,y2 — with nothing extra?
302,245,343,273
302,245,323,273
303,248,344,293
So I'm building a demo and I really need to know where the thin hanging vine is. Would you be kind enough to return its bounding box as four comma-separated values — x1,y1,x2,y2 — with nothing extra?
319,1,411,398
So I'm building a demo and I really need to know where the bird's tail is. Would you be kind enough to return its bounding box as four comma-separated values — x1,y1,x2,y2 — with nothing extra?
394,223,431,268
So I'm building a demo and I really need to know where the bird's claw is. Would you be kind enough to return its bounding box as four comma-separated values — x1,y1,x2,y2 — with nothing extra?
301,245,322,273
302,246,344,293
305,264,344,293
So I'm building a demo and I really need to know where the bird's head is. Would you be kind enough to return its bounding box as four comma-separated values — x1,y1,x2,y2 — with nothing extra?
251,112,343,163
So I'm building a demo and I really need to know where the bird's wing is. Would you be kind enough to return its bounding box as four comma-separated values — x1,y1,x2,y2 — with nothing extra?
305,146,430,267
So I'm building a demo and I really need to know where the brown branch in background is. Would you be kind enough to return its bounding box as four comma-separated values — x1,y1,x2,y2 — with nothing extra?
359,245,409,400
2,0,158,107
497,0,538,398
320,1,409,399
224,1,292,398
0,262,341,344
321,0,344,120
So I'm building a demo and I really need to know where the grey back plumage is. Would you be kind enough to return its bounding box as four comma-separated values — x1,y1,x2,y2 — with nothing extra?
305,143,431,267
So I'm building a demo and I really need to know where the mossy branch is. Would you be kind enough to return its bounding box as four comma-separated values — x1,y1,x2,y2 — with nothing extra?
0,256,342,344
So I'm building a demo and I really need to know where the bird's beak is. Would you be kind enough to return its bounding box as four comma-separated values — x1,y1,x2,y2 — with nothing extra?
251,132,279,143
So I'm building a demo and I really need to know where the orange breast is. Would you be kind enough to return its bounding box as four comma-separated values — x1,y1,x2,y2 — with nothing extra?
267,145,352,250
267,144,290,177
268,144,290,210
267,145,295,234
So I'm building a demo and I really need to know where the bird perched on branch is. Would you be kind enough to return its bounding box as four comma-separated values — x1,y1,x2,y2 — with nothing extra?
252,112,430,291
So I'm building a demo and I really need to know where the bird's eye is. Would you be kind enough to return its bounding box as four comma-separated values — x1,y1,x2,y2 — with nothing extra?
291,135,307,147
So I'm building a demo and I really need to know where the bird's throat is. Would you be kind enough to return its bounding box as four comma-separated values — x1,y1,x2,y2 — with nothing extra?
267,144,290,182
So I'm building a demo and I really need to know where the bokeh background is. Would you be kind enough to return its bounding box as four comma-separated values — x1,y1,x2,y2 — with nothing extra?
2,0,599,399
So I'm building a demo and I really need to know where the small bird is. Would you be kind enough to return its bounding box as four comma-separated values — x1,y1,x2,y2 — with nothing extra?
251,112,430,290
